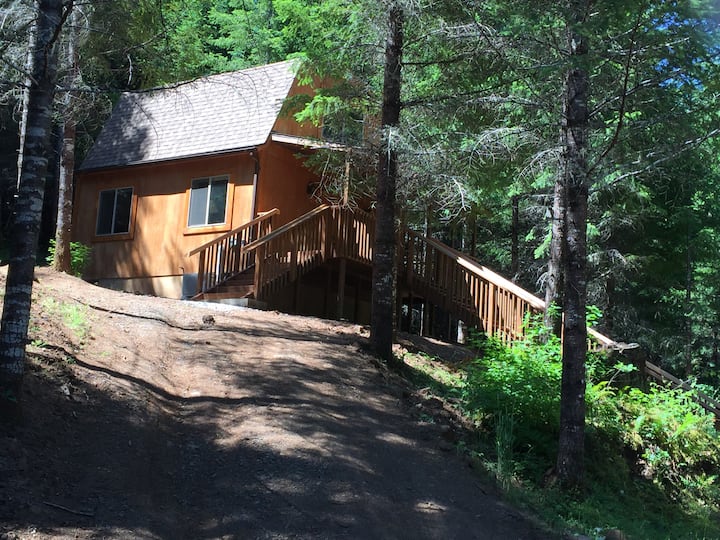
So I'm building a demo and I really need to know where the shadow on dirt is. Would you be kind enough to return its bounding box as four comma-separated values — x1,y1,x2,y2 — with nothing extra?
1,301,548,540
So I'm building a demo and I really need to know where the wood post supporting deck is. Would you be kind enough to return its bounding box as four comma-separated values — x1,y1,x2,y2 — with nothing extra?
337,258,347,319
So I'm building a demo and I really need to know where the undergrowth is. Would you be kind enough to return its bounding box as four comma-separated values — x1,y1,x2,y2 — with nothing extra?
45,239,92,277
400,317,720,539
40,297,90,343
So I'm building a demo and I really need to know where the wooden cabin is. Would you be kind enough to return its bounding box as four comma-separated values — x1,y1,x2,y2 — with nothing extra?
71,59,573,334
74,60,339,303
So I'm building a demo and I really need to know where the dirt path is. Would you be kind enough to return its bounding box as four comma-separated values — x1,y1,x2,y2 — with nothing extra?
0,268,552,539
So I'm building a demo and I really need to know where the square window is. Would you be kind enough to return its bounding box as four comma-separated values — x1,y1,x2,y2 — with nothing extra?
96,187,133,236
188,175,228,227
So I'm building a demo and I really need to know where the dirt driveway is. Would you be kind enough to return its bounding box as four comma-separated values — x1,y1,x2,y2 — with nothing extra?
0,268,552,539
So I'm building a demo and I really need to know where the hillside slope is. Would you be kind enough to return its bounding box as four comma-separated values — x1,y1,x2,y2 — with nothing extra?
0,267,550,539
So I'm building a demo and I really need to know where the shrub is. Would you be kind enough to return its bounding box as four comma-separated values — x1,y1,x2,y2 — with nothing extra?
464,314,720,509
463,317,564,470
615,384,720,503
46,239,91,277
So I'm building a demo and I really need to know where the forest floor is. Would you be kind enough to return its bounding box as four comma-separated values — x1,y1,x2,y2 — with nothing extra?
0,267,554,539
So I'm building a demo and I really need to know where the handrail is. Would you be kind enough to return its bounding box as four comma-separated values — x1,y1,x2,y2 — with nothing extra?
644,362,720,417
403,229,613,347
415,233,625,350
242,204,331,253
188,208,280,257
188,209,278,296
245,205,374,301
411,231,545,310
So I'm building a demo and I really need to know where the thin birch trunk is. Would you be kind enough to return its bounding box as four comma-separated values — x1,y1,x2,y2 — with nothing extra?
1,0,66,413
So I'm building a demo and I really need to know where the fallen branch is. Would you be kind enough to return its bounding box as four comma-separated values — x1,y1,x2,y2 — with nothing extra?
43,501,94,518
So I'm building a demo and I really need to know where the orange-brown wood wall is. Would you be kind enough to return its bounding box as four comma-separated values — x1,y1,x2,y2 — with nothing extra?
255,143,322,227
73,153,255,282
272,78,323,139
73,142,324,290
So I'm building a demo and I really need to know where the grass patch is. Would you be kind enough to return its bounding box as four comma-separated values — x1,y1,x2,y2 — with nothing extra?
398,321,720,539
41,297,90,342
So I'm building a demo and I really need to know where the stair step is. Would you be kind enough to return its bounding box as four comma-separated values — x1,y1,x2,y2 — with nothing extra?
215,284,255,293
224,274,255,284
199,287,254,300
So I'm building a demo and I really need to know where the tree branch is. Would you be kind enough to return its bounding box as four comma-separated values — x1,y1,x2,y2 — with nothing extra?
605,128,720,187
588,8,645,175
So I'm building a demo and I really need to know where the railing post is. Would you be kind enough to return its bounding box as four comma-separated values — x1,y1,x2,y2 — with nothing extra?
254,244,265,301
488,282,496,338
290,231,298,281
197,251,206,295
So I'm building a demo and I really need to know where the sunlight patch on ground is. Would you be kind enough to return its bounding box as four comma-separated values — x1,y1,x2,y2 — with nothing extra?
414,500,448,514
375,431,413,446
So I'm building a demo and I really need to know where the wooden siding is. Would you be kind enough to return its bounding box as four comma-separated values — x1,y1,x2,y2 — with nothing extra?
255,142,320,227
73,153,256,283
74,140,326,295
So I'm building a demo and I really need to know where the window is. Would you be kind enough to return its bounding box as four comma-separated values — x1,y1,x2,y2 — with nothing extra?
96,187,133,236
187,175,229,227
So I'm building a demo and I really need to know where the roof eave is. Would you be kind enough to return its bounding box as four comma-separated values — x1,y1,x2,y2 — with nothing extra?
270,133,347,151
78,145,261,173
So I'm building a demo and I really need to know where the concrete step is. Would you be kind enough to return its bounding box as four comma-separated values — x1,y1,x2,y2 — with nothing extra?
201,297,267,309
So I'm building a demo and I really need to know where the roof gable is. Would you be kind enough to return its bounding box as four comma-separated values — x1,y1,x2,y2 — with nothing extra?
80,60,300,171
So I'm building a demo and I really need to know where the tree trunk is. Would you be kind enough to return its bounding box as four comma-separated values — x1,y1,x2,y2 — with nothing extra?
53,6,79,274
0,0,66,413
544,180,565,334
511,194,519,279
370,2,403,364
556,0,590,489
683,219,694,376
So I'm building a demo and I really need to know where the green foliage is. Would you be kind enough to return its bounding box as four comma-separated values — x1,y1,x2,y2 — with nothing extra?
615,385,720,502
46,240,91,277
0,388,18,403
495,410,517,491
30,338,49,349
41,298,90,342
464,328,562,436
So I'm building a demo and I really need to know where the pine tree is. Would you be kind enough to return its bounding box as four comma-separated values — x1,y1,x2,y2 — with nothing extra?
371,2,403,363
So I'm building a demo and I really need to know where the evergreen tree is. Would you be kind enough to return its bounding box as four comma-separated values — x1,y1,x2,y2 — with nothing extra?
371,1,403,363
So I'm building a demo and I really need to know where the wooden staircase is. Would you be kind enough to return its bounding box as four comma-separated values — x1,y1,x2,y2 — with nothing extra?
188,205,374,304
187,208,279,302
193,269,255,302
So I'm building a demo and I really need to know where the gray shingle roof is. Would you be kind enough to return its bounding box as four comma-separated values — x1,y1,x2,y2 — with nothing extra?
80,60,299,171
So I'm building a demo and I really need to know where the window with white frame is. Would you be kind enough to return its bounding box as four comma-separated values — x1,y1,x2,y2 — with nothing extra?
187,175,229,227
96,187,133,236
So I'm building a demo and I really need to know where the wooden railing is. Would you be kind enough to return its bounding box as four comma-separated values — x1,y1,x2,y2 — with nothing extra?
242,205,374,300
401,230,610,348
643,361,720,417
187,209,279,296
